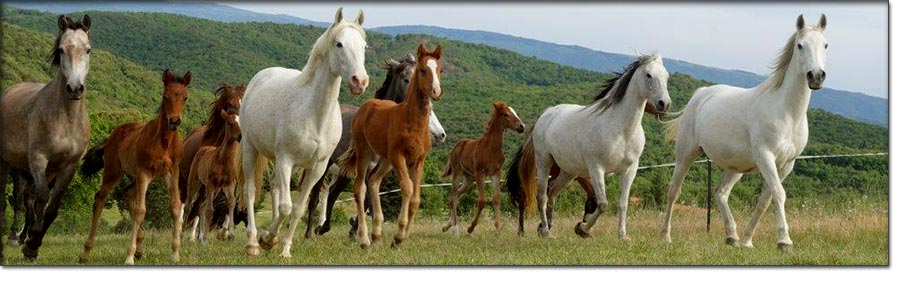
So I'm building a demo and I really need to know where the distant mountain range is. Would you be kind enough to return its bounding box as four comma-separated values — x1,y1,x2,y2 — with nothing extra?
5,1,886,126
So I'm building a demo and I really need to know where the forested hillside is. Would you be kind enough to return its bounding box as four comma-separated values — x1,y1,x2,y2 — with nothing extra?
1,7,887,231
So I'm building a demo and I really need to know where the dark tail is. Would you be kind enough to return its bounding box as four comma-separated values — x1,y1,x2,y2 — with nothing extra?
442,142,463,179
505,132,537,212
80,140,106,177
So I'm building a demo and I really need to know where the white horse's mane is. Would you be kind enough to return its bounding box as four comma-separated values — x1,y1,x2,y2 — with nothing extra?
765,26,822,91
297,21,366,86
592,53,659,113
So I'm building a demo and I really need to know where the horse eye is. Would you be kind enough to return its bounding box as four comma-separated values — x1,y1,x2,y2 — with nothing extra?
336,42,343,48
797,44,803,50
57,47,64,54
184,96,188,101
420,69,427,76
825,43,829,49
403,79,410,83
645,73,652,79
86,48,92,54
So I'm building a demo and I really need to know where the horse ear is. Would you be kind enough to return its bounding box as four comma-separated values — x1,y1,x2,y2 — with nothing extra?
417,43,428,58
162,69,173,84
796,14,805,31
433,45,443,60
386,59,400,68
492,101,504,111
81,14,91,31
817,14,827,30
58,15,70,31
333,7,344,26
406,53,416,63
182,71,192,86
355,10,364,26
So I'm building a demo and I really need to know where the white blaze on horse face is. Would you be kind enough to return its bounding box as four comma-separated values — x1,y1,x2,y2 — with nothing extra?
508,106,522,122
59,29,91,96
641,56,671,111
428,108,447,143
426,59,441,94
796,29,828,88
334,27,368,95
234,115,240,127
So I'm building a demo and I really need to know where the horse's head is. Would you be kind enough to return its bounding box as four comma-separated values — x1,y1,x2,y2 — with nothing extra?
161,69,192,131
220,109,242,143
793,14,828,90
414,44,443,100
633,53,671,114
428,109,447,144
52,15,92,100
377,54,416,102
493,102,525,133
326,7,369,95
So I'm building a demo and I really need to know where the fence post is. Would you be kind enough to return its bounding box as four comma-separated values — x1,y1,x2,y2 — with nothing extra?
706,158,712,232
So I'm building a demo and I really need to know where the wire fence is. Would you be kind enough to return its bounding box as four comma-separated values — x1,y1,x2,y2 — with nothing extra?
331,152,887,231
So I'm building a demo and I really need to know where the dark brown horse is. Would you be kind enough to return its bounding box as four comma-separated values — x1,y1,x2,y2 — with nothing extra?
442,101,524,235
79,69,191,265
339,43,443,249
179,83,247,240
184,109,242,243
0,15,92,262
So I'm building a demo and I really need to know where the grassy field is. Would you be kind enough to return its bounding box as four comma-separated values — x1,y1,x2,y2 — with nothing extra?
1,198,887,266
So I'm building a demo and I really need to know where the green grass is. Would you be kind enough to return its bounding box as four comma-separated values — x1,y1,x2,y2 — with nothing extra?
2,199,887,266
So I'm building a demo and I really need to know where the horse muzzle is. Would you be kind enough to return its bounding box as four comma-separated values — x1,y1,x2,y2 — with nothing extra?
167,118,182,131
807,70,826,90
431,89,443,101
432,132,447,144
66,84,85,100
349,74,369,96
515,124,525,134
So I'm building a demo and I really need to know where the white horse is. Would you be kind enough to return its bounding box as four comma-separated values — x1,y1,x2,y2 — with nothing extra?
661,15,828,251
509,54,671,239
240,7,369,257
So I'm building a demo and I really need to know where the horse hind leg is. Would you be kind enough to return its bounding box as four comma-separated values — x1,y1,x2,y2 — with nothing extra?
304,174,326,239
366,159,393,243
403,161,425,237
712,171,743,246
282,160,329,258
79,162,124,263
0,161,8,261
442,174,466,236
467,174,487,235
219,183,237,241
318,174,348,236
491,174,502,231
390,157,414,248
576,167,606,238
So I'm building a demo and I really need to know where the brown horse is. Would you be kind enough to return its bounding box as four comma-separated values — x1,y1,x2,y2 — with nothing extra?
339,43,443,249
179,83,247,240
0,15,93,262
78,69,191,265
184,109,242,243
506,97,664,236
442,101,524,235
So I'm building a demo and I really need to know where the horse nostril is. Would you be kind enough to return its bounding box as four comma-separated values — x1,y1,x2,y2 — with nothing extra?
77,85,85,93
806,71,814,81
657,100,665,109
820,71,826,79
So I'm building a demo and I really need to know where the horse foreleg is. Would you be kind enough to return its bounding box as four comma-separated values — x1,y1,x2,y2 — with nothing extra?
390,156,413,248
616,164,638,241
467,174,487,235
661,141,701,243
547,171,574,231
535,162,552,238
241,146,262,256
741,152,786,250
405,161,425,236
351,151,373,249
576,177,596,225
21,155,49,261
578,167,607,237
714,171,743,246
221,183,236,241
442,175,466,235
0,161,8,262
282,161,328,258
491,174,502,231
304,174,325,240
124,173,150,265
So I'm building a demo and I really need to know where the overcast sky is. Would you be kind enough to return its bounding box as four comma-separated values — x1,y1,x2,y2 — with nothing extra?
224,2,888,98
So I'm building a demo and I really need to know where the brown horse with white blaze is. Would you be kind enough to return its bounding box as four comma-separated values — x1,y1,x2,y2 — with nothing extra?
442,101,524,235
339,43,443,249
78,69,191,265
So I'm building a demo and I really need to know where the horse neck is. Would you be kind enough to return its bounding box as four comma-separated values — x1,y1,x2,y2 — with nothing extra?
604,81,647,136
481,114,506,150
297,59,342,119
216,135,239,167
769,56,812,120
399,85,431,127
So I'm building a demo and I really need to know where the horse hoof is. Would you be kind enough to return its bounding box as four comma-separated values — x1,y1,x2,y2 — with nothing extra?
538,227,550,238
7,238,20,247
740,240,754,248
467,225,476,235
359,243,370,250
620,235,632,241
22,246,38,260
245,245,262,256
78,253,90,264
450,226,460,236
390,237,403,249
441,224,451,232
517,229,525,237
315,225,330,236
134,251,143,260
125,256,135,265
171,253,180,263
777,243,793,253
574,223,591,238
259,231,278,250
725,237,738,246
